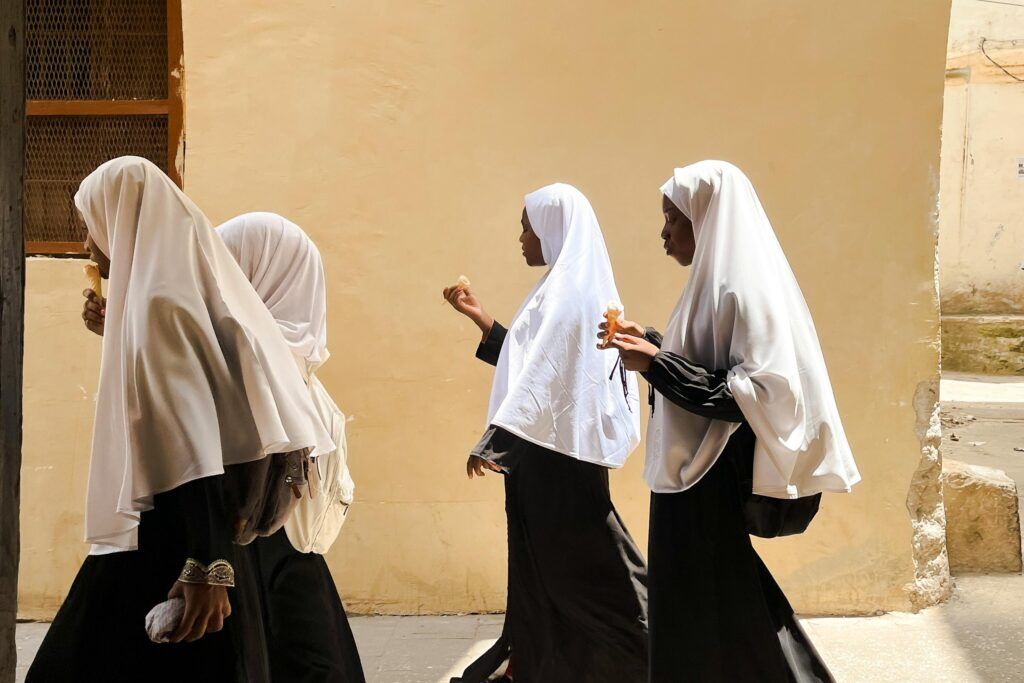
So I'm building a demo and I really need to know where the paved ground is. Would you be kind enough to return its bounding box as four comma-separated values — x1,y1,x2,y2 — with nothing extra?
13,614,507,683
801,574,1024,682
15,375,1024,682
941,374,1024,405
15,574,1024,682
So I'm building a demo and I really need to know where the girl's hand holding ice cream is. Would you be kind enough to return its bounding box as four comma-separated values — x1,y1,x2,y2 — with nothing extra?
597,302,644,349
597,317,645,344
442,275,494,339
82,289,105,336
82,263,106,336
601,333,659,372
596,308,656,372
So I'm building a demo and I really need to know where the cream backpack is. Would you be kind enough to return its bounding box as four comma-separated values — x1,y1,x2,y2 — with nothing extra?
284,369,355,554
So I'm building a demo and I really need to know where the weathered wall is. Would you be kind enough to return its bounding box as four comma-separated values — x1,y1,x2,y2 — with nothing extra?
939,78,1024,315
19,0,951,617
947,0,1024,55
939,0,1024,373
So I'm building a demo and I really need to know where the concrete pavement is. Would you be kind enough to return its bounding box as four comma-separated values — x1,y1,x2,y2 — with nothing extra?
16,574,1024,682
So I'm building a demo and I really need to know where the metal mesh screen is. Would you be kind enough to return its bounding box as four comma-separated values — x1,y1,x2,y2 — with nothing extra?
27,0,168,101
26,116,168,246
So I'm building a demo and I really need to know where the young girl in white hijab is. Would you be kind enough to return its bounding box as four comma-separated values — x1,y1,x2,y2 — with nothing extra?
29,157,332,683
602,161,860,682
217,212,364,683
444,184,648,682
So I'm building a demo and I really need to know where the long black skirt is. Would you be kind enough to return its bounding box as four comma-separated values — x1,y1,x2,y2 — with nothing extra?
454,429,649,683
26,483,270,682
647,424,834,683
251,529,366,683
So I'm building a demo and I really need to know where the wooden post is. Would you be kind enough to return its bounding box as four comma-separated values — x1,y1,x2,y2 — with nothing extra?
167,0,185,188
0,0,24,681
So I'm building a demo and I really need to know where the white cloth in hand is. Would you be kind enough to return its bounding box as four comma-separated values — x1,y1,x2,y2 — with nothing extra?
145,597,185,643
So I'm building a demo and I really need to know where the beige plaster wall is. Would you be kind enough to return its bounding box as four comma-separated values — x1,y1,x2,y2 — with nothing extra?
939,0,1024,315
19,0,951,617
19,260,99,620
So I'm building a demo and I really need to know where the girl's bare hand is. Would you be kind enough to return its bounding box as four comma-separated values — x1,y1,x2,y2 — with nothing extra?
466,454,502,479
443,283,494,337
82,289,105,336
600,333,660,373
443,282,483,317
166,580,231,643
596,318,645,346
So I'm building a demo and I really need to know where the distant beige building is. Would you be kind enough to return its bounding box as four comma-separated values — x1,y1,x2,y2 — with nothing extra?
20,1,952,619
941,0,1024,374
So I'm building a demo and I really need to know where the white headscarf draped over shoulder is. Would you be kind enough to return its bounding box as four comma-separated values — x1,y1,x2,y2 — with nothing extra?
487,183,641,468
646,161,861,497
77,157,334,553
217,212,328,370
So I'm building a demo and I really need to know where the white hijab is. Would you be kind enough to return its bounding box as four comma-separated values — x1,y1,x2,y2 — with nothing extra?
77,157,334,553
646,161,861,497
217,212,329,370
487,183,641,468
218,213,355,553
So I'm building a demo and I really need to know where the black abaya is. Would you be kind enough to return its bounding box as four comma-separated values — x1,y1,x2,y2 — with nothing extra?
641,328,834,683
453,323,649,683
27,475,270,683
251,529,366,683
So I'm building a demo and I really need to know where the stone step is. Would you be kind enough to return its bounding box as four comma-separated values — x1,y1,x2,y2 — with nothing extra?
943,458,1023,574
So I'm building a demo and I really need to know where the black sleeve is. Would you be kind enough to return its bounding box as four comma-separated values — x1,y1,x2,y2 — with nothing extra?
155,476,237,585
475,321,507,367
644,327,664,348
642,351,745,422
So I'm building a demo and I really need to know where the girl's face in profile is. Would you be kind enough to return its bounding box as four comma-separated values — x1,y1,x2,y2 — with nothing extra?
84,233,111,278
661,194,695,267
520,208,546,267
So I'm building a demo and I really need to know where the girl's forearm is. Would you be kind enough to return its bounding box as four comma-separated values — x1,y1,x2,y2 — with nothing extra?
474,311,494,337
